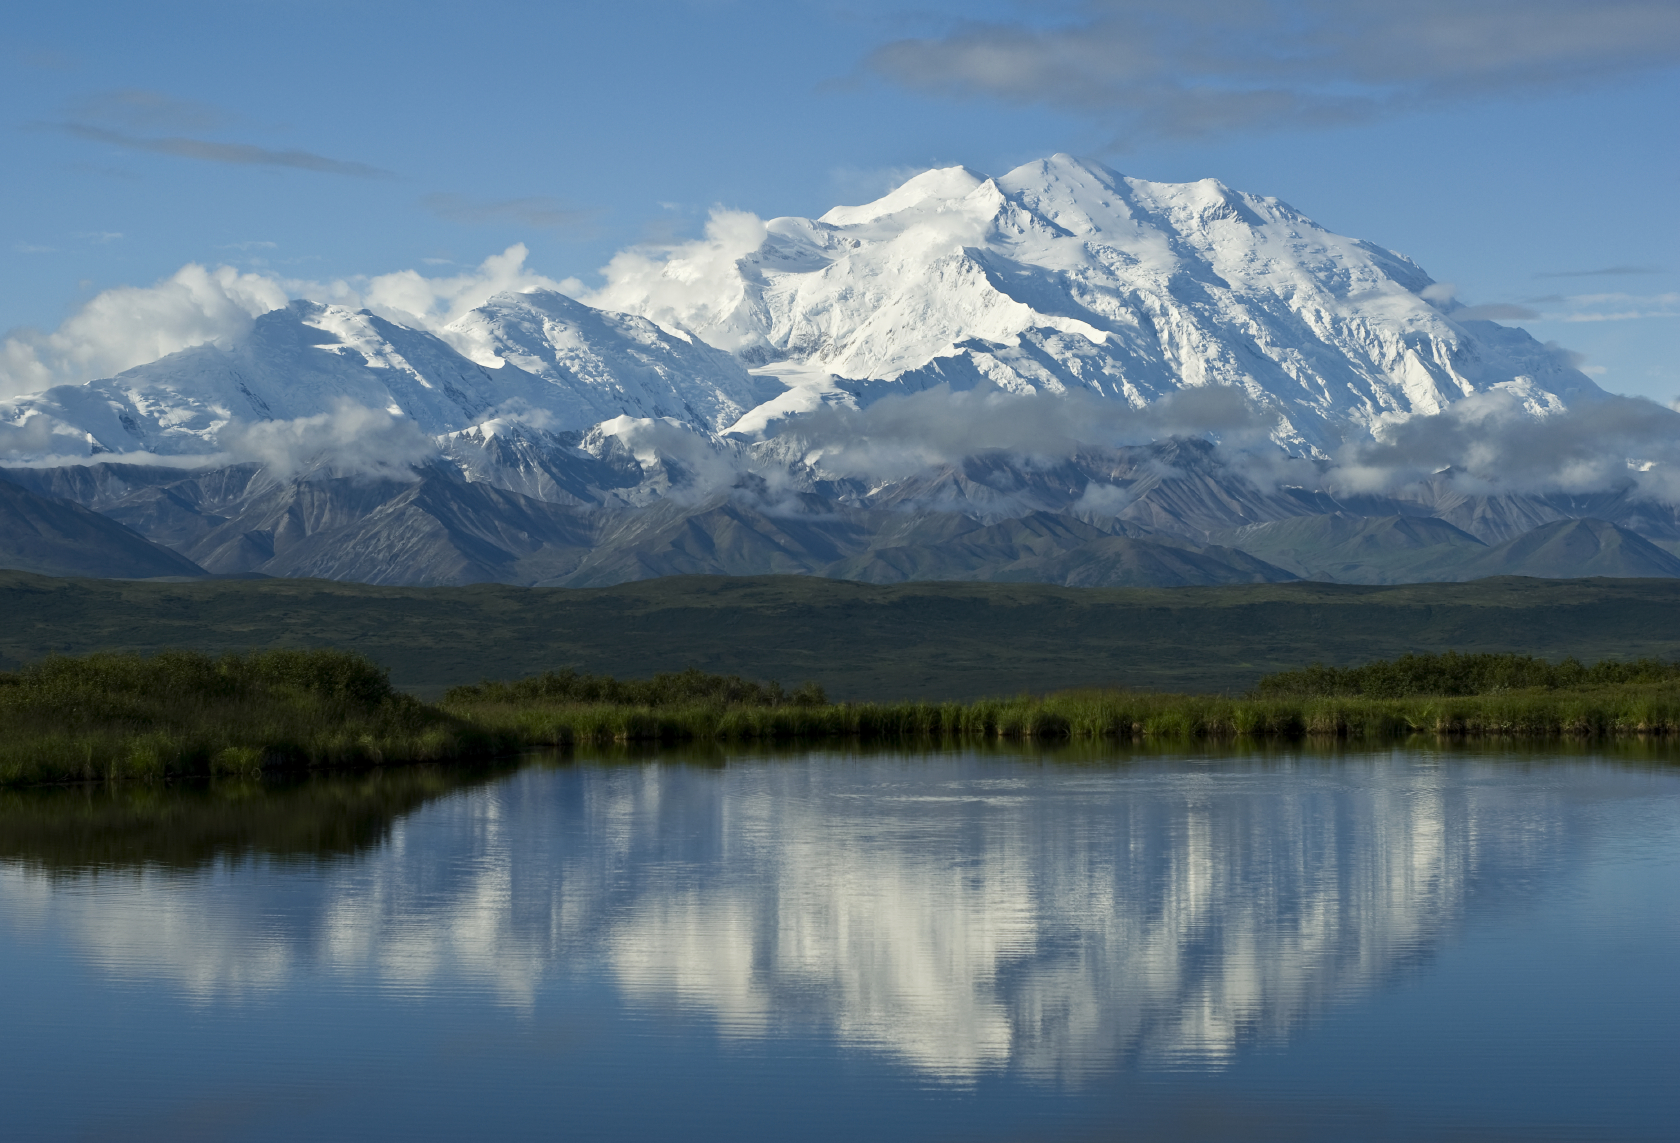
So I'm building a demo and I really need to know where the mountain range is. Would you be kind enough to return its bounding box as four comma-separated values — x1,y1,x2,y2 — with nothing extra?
2,155,1671,589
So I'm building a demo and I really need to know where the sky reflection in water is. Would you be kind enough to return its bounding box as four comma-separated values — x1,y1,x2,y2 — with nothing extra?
1,746,1676,1142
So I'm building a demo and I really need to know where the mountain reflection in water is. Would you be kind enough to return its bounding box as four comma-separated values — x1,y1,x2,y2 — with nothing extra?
0,749,1602,1081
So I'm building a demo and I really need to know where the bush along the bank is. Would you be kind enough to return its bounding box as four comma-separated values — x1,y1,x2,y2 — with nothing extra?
442,652,1680,747
1254,650,1680,698
0,649,487,786
443,685,1680,747
445,667,827,708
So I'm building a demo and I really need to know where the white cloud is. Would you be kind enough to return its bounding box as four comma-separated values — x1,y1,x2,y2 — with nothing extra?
582,208,769,349
0,264,287,398
0,246,570,399
1531,291,1680,323
216,401,437,479
774,383,1272,483
1326,389,1680,500
323,244,572,330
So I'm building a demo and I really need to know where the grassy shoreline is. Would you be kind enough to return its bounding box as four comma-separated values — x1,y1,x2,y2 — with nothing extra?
445,686,1680,748
7,651,1680,788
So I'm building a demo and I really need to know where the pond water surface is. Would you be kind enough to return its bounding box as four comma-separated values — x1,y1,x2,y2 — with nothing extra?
1,745,1676,1142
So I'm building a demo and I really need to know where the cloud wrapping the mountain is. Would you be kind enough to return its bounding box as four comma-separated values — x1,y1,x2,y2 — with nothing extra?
750,382,1680,504
1329,391,1680,501
867,0,1680,139
584,209,769,349
347,244,571,332
216,401,438,480
0,247,569,397
774,384,1273,481
0,265,287,397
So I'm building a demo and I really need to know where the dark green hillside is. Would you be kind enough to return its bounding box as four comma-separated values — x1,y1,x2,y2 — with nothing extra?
830,514,1292,587
0,477,207,580
1213,514,1487,583
9,569,1680,699
1458,518,1680,580
1215,513,1680,585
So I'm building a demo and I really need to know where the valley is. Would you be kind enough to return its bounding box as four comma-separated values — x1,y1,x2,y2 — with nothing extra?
6,569,1680,699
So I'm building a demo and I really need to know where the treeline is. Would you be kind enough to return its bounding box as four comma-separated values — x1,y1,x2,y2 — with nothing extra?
1255,651,1680,698
446,667,827,708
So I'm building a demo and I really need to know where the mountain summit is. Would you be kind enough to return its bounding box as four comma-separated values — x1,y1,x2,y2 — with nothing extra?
2,155,1594,463
1,156,1653,590
589,154,1597,451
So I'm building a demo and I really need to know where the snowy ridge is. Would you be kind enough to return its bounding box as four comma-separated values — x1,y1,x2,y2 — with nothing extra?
590,155,1596,452
2,154,1601,468
0,292,773,461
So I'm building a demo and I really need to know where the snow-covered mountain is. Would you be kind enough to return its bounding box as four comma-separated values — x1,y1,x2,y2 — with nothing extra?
2,154,1599,465
0,291,776,461
591,154,1599,451
4,154,1664,589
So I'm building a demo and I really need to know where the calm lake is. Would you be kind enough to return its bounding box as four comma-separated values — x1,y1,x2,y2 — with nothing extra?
2,745,1676,1142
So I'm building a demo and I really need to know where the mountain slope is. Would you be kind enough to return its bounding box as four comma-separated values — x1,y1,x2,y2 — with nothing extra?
1214,514,1488,584
0,293,778,462
0,476,206,579
1456,519,1680,580
590,155,1599,452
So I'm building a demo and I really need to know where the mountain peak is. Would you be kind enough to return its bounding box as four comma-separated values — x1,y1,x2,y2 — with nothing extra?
818,165,990,227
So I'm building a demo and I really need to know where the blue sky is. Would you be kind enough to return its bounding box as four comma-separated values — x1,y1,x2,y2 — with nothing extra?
3,0,1677,398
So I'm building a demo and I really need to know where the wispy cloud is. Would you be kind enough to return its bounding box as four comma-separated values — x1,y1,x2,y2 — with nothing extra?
1535,265,1665,278
864,0,1680,141
73,231,123,244
20,49,75,71
67,88,225,133
53,122,394,178
1452,303,1539,322
421,193,596,230
1521,291,1680,323
217,241,277,252
14,243,56,254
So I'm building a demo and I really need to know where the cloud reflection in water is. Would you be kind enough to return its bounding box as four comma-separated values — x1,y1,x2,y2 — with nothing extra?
0,752,1577,1082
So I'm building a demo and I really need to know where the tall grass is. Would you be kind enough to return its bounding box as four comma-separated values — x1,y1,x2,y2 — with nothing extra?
442,682,1680,747
0,649,489,787
1256,650,1680,698
8,650,1680,788
446,667,826,708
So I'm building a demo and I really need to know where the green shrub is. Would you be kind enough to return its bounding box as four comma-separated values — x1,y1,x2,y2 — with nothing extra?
444,666,818,709
1255,651,1680,698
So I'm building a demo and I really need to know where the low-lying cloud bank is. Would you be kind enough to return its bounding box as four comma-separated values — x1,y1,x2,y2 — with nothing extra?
756,382,1680,504
217,401,439,480
10,374,1680,508
5,231,1678,508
